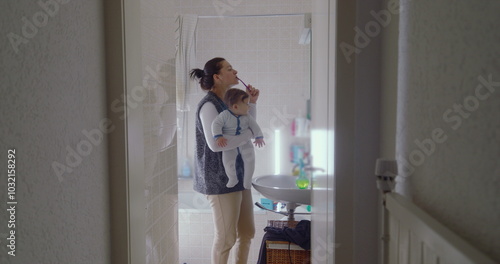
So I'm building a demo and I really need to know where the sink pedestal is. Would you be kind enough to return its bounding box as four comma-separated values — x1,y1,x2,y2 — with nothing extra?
254,201,309,221
286,202,298,221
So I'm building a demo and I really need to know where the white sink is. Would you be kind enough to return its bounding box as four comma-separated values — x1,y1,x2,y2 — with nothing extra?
252,174,311,205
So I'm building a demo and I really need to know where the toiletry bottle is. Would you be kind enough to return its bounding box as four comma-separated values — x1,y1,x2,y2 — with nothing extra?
296,159,309,189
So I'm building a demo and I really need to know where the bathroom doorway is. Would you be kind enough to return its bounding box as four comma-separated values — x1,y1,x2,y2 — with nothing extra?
107,1,340,264
176,12,313,264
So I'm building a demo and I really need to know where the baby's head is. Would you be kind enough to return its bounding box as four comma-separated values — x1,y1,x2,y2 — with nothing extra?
224,88,250,115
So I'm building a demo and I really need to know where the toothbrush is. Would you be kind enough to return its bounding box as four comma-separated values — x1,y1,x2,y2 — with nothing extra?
236,77,251,92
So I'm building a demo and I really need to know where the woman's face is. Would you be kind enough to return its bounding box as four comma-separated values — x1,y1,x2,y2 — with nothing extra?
216,60,239,87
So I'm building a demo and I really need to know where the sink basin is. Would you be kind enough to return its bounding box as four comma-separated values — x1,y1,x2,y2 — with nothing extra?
252,174,311,205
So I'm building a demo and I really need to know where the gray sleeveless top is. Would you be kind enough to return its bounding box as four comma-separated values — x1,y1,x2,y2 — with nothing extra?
193,91,245,195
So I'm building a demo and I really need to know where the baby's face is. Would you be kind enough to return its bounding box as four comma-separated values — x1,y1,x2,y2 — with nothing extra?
231,98,250,116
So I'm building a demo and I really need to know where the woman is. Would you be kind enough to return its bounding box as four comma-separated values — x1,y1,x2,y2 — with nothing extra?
190,57,260,264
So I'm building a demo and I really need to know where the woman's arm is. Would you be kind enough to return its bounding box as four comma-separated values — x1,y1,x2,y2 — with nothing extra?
246,84,259,118
200,102,252,152
248,103,256,119
247,115,263,138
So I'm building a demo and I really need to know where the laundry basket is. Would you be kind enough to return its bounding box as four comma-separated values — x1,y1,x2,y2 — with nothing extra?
267,220,298,229
265,220,311,264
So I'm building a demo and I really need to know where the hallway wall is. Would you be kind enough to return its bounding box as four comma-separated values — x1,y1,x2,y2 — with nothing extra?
0,1,109,263
397,0,500,261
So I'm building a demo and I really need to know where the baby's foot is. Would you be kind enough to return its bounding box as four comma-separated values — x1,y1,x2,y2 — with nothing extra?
243,180,252,189
226,178,238,188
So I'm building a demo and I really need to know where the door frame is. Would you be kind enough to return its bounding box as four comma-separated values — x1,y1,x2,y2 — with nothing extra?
104,0,379,263
311,0,381,263
104,1,146,263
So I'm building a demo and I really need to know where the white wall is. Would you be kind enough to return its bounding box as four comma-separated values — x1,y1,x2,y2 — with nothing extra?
140,1,179,264
0,0,109,263
178,1,312,180
185,16,311,180
397,0,500,261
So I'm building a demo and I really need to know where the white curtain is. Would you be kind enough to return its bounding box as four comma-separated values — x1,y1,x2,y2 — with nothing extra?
175,14,198,177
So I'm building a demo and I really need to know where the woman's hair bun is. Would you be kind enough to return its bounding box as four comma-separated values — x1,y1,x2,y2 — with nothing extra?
190,57,226,91
190,68,205,79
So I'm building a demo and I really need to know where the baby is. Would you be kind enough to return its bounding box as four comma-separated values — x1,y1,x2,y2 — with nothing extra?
212,88,265,188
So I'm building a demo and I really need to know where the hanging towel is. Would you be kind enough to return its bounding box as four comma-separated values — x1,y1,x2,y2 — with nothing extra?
175,14,198,166
175,14,198,112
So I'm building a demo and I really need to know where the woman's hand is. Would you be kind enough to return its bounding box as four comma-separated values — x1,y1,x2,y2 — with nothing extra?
247,84,260,103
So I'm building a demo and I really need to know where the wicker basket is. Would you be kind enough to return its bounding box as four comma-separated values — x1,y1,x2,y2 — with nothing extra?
267,220,298,229
265,220,311,264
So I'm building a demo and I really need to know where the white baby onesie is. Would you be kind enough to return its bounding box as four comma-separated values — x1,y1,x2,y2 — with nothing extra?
212,110,264,188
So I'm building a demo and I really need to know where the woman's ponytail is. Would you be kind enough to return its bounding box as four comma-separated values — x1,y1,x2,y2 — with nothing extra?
189,68,205,79
189,57,225,91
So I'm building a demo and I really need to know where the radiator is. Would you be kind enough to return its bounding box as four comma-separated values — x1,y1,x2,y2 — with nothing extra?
383,193,496,264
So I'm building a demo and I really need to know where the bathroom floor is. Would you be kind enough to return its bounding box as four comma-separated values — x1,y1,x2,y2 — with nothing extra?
178,209,287,264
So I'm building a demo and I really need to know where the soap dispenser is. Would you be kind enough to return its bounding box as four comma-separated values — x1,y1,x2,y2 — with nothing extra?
296,159,309,189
